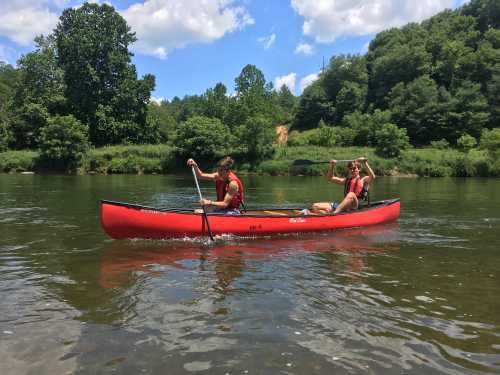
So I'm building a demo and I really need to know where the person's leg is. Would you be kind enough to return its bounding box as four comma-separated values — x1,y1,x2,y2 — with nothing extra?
310,202,333,214
333,193,358,214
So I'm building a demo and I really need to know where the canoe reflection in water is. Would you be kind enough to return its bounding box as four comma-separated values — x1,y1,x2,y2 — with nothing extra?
99,224,400,290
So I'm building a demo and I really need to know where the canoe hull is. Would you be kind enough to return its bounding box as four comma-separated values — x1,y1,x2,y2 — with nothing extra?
101,199,400,239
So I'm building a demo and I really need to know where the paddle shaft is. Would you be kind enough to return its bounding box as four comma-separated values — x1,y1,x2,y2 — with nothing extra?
191,166,214,241
292,159,354,167
312,159,353,164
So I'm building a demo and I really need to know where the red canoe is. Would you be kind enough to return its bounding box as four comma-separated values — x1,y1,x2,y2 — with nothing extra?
101,199,400,239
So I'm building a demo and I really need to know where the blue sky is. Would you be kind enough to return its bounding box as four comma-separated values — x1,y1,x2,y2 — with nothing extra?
0,0,470,101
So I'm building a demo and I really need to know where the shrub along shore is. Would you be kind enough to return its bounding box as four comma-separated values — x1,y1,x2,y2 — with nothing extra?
1,144,498,177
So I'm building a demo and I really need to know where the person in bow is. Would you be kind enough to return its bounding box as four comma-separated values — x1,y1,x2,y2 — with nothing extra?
187,156,245,215
309,157,375,215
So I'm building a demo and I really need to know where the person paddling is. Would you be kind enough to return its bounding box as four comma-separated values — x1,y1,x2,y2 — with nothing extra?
309,157,375,214
187,156,244,215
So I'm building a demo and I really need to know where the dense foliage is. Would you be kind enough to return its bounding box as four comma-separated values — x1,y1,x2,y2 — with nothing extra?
0,0,498,174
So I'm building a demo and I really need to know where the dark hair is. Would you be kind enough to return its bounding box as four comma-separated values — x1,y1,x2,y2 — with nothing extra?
217,156,234,171
347,161,360,173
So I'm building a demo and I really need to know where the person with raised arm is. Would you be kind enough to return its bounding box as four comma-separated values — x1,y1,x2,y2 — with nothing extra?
187,156,245,215
309,157,375,214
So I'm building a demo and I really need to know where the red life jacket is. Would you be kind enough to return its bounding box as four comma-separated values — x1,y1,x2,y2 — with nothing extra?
215,171,244,209
344,176,365,199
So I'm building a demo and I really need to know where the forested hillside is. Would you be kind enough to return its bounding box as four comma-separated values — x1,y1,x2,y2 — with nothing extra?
0,0,499,173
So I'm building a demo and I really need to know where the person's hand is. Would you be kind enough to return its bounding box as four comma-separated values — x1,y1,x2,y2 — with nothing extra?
357,157,367,164
329,159,337,166
187,158,197,167
200,198,211,206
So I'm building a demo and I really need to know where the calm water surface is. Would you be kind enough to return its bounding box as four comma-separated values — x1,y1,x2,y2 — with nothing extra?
0,174,499,374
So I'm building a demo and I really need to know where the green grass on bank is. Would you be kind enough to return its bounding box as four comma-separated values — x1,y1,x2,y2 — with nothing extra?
1,144,498,177
0,150,38,172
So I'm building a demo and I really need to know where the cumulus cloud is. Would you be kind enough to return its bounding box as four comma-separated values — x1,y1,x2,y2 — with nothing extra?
291,0,453,43
0,1,61,45
299,72,319,92
257,33,276,49
275,73,297,92
122,0,254,59
295,42,313,55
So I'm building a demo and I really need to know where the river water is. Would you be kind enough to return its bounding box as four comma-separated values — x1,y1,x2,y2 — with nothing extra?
0,174,499,374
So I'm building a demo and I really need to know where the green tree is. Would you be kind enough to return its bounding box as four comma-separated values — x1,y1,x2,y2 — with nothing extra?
448,80,489,141
275,85,297,124
235,64,266,97
423,11,479,88
232,64,272,125
9,103,50,149
388,75,442,145
54,2,155,146
174,116,233,161
479,127,500,159
0,63,21,119
0,122,12,152
367,24,431,106
294,79,334,130
375,123,410,157
457,134,477,151
147,101,177,142
236,115,275,164
321,55,368,123
462,0,500,33
203,82,229,121
38,115,89,170
342,109,392,146
15,35,66,114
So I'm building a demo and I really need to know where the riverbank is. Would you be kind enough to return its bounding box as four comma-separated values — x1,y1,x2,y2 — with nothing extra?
0,144,498,177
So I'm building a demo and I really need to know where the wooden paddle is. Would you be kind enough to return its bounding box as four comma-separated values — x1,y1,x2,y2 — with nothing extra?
191,166,214,241
292,159,353,167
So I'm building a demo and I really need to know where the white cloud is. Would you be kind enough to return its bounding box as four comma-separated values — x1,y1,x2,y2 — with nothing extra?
295,42,313,55
291,0,452,43
275,73,297,92
150,96,167,104
122,0,254,59
0,1,61,45
299,72,319,92
257,33,276,49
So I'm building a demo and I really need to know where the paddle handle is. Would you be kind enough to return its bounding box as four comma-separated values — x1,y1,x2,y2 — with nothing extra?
191,166,214,241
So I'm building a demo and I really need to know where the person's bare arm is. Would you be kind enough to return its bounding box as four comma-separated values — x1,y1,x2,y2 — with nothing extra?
358,157,375,184
327,160,346,185
187,158,217,181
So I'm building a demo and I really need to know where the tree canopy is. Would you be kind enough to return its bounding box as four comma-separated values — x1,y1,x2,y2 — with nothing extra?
0,0,499,169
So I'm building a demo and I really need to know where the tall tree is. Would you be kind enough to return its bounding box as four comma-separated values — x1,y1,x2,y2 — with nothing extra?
235,64,266,97
462,0,500,33
294,79,334,130
15,35,66,114
0,63,20,124
322,55,368,123
367,23,432,106
54,2,155,146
